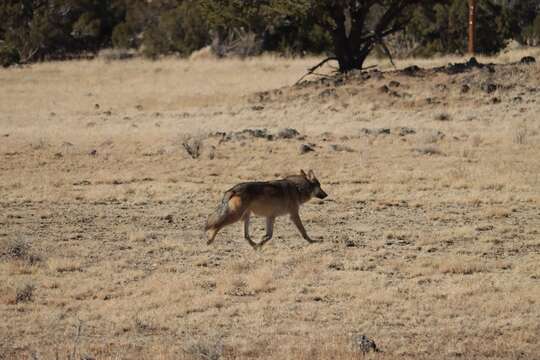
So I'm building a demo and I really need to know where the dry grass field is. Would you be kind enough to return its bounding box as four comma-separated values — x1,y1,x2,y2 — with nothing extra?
1,49,540,359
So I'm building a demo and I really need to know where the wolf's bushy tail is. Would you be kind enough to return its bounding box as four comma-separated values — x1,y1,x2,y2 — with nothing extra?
205,192,234,231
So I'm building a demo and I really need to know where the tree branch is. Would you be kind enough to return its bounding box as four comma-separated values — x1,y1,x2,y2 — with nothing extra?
378,39,397,69
295,57,338,85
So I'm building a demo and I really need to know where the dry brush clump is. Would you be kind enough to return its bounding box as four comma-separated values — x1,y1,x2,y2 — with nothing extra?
513,125,529,145
0,237,43,265
183,333,224,360
2,281,36,305
438,256,490,275
15,283,35,304
181,134,204,159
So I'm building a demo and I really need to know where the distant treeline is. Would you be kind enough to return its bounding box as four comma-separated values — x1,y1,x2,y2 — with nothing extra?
1,0,539,67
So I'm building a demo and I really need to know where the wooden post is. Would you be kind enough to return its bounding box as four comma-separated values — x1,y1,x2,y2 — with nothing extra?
468,0,477,54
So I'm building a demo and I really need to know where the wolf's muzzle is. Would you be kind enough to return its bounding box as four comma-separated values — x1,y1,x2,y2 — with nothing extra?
317,190,328,199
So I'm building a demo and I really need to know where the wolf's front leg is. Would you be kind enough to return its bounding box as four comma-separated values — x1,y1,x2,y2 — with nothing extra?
290,212,321,244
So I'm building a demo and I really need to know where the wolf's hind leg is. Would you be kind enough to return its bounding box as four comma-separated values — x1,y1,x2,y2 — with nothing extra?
242,212,258,249
206,195,245,245
255,217,275,250
206,228,219,245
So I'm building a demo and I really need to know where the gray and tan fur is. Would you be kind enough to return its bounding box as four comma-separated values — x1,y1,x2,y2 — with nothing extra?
205,170,328,250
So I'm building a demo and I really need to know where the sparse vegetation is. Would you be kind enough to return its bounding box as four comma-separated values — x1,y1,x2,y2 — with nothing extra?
1,237,42,265
513,125,529,144
181,134,203,159
15,283,35,303
0,52,539,358
184,334,224,360
435,112,451,121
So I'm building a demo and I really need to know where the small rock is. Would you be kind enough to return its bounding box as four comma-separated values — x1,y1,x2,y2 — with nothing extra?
277,128,300,139
481,83,497,94
468,57,480,67
491,97,501,104
329,144,354,152
251,105,264,111
135,104,143,111
53,152,63,159
94,104,100,110
351,334,380,354
520,56,536,64
435,83,447,91
208,145,216,160
388,80,400,88
299,144,315,154
402,65,421,76
461,84,471,94
328,262,344,271
413,146,443,156
89,149,97,156
435,112,451,121
344,238,360,247
319,88,337,98
476,225,494,232
360,128,390,136
396,127,416,136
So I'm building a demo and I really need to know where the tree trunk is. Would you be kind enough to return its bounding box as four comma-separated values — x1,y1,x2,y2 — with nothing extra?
332,29,370,72
330,4,370,72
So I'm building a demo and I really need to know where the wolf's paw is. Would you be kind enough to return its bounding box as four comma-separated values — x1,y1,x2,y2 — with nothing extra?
252,243,264,251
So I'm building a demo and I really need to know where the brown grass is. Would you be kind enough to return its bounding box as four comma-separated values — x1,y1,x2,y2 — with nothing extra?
0,50,539,359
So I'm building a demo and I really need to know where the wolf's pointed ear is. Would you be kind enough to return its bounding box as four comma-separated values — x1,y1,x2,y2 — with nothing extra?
300,169,307,178
307,169,315,180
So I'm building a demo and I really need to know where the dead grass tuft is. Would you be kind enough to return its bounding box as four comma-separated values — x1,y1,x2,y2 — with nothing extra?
513,125,528,145
485,207,511,219
1,237,43,265
435,112,451,121
15,283,35,303
246,268,276,294
48,258,83,273
224,277,254,297
413,145,444,156
128,230,148,242
181,134,204,159
439,257,489,275
1,237,30,259
471,134,483,147
184,334,224,360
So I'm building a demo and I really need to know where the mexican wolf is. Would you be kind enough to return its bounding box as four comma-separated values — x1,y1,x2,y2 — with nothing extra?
205,170,328,250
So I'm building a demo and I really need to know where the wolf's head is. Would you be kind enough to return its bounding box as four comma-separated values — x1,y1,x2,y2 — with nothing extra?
301,169,328,199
